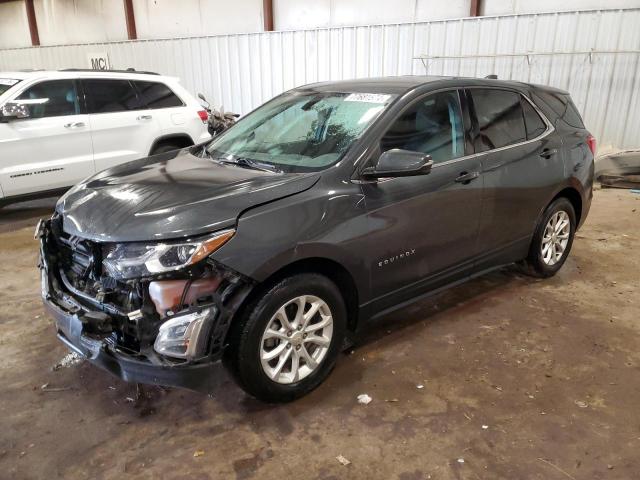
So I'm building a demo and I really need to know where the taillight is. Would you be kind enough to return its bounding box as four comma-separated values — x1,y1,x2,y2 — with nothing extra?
586,134,596,156
197,110,208,123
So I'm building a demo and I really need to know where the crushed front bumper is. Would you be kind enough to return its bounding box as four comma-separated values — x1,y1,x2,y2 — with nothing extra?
37,220,247,391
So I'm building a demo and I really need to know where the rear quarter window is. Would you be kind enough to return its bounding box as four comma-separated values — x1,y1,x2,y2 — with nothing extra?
533,90,585,129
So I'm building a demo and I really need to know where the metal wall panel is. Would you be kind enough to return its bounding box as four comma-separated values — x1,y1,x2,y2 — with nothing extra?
1,8,640,152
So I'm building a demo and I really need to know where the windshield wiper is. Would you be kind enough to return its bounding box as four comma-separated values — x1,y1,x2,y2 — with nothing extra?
209,155,281,173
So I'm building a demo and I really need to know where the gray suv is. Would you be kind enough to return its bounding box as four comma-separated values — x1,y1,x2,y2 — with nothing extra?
38,76,594,402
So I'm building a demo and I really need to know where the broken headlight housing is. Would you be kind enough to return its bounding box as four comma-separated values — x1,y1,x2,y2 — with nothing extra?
102,229,234,280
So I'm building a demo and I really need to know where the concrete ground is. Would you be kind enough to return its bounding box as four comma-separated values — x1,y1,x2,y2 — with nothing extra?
0,189,638,480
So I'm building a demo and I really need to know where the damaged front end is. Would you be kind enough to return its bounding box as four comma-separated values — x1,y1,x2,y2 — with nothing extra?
37,215,253,389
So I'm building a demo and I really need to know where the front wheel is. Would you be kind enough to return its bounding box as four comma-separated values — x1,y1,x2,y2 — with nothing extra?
521,197,576,278
225,273,347,402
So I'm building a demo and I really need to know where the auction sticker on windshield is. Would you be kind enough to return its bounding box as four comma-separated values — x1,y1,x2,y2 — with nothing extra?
344,93,391,103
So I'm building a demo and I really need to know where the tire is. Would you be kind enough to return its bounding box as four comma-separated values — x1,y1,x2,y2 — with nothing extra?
521,197,576,278
225,273,347,403
150,143,182,155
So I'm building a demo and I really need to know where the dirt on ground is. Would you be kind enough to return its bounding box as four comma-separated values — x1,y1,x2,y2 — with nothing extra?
0,189,638,480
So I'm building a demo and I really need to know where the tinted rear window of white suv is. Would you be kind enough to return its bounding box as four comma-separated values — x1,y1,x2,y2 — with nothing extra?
134,81,184,109
83,79,145,113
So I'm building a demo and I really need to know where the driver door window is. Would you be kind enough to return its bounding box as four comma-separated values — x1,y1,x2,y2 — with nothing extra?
381,91,464,163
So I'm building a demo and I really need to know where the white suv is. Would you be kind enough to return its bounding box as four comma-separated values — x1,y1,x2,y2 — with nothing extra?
0,69,211,205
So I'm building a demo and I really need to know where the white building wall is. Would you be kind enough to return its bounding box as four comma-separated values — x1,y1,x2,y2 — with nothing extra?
0,1,32,49
34,0,128,45
3,0,640,48
274,0,471,30
482,0,640,16
132,0,264,39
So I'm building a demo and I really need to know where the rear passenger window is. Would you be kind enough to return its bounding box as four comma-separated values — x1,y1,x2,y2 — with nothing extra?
16,80,79,118
469,89,526,151
83,79,144,113
381,90,464,163
134,81,184,109
521,97,547,139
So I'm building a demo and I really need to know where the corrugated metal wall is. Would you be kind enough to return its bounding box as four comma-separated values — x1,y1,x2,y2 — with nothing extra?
1,8,639,152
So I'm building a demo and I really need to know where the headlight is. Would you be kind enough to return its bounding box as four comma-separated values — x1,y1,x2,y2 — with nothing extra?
102,229,234,280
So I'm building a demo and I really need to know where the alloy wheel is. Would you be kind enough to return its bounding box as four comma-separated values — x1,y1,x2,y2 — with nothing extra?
260,295,333,384
541,210,570,266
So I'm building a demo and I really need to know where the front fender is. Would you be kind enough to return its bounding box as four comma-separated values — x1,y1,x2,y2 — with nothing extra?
212,179,371,302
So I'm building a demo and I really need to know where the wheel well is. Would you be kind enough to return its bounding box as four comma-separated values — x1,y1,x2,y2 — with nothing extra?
149,134,194,155
237,258,360,333
552,187,582,225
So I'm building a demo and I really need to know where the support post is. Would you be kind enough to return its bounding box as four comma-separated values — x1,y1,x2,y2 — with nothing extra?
123,0,137,40
263,0,274,31
469,0,481,17
25,0,40,46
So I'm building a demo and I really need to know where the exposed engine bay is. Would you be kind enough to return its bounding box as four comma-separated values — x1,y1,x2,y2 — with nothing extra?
39,214,253,369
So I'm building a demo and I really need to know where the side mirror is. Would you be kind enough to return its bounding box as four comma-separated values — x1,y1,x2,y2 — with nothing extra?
362,149,433,179
1,102,31,121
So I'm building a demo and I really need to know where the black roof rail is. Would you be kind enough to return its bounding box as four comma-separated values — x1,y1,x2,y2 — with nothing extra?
485,74,498,79
59,68,160,75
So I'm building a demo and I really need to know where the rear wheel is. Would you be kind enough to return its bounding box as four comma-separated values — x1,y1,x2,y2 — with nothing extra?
521,197,576,278
225,273,346,402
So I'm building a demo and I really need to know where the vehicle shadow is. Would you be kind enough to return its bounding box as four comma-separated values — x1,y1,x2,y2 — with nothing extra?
0,196,58,234
355,265,527,349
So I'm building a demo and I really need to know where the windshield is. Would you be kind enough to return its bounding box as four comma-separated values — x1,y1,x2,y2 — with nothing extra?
0,78,21,96
206,90,395,172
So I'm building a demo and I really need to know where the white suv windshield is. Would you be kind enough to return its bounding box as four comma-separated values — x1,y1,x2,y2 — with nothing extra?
206,91,394,172
0,78,21,96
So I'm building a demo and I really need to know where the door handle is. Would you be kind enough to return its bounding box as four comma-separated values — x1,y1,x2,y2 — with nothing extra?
454,171,480,184
64,122,85,128
539,148,558,159
137,114,153,121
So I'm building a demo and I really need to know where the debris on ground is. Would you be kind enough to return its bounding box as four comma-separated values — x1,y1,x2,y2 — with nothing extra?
385,398,399,403
336,455,351,466
193,450,205,458
482,425,489,430
457,458,465,464
40,383,72,392
51,352,83,371
575,400,589,408
599,173,640,189
416,384,424,389
357,393,372,405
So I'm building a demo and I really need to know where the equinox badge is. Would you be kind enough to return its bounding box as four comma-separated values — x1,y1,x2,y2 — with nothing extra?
378,249,416,268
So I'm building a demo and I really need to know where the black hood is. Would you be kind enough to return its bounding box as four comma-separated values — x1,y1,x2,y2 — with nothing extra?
56,148,320,242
